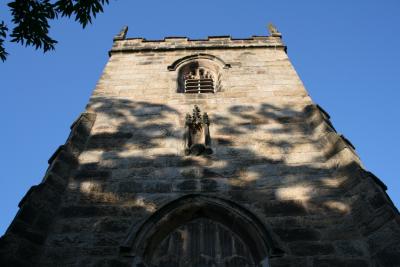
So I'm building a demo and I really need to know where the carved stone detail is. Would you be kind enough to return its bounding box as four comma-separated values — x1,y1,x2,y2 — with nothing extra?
176,57,224,93
268,23,282,38
184,105,212,156
113,26,128,41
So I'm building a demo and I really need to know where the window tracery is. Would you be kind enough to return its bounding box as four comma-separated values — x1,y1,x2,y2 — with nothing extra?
174,56,224,93
183,66,215,93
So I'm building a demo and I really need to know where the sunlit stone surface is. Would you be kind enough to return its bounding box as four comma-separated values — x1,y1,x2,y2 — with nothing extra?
1,28,399,267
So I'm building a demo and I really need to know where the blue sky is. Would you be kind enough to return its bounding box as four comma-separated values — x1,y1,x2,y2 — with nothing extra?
0,0,399,235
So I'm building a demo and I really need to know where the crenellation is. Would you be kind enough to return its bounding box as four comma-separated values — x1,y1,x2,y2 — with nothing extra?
111,35,285,55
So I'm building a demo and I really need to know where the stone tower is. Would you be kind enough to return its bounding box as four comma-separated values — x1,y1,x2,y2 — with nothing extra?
1,25,399,267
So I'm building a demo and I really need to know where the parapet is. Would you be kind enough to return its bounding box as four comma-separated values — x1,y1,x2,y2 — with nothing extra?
109,26,286,55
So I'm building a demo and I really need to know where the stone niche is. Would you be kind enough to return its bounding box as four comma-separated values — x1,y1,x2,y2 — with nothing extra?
184,105,212,156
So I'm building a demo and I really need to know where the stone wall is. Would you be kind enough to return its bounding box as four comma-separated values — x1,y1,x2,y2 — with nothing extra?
1,35,399,267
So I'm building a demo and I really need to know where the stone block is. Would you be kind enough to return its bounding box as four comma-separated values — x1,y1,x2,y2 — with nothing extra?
273,228,321,242
367,220,400,252
374,244,400,267
59,205,120,218
95,218,131,233
8,221,46,246
87,132,133,150
269,257,308,267
43,173,67,193
144,182,172,193
334,240,367,257
368,193,387,210
92,258,131,267
175,180,198,191
117,181,144,193
17,204,38,225
312,258,370,267
93,235,120,247
0,256,30,267
263,200,308,217
289,241,335,256
75,169,111,181
34,212,55,233
200,179,219,192
360,206,396,235
322,225,360,241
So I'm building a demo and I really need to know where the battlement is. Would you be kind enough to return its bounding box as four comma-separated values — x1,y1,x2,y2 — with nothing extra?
109,26,286,55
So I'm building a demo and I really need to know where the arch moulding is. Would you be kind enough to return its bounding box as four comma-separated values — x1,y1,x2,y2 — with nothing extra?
167,53,231,71
120,194,285,267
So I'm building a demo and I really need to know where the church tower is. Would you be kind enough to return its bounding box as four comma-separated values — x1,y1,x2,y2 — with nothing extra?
1,25,399,267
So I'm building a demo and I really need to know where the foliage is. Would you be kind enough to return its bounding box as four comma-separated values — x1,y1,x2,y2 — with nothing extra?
0,0,110,61
0,21,8,61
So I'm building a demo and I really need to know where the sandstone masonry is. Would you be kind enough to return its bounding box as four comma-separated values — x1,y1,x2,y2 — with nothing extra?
1,26,399,267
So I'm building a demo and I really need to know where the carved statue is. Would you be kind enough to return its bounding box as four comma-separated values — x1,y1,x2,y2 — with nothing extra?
184,106,212,155
113,26,129,41
268,23,282,38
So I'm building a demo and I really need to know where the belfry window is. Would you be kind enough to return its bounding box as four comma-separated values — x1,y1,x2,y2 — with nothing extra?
183,67,215,93
169,54,230,93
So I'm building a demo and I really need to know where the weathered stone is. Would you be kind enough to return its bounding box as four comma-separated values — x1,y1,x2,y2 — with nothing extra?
59,206,120,218
312,258,370,267
2,28,400,267
95,218,131,233
200,179,219,191
368,193,387,210
263,200,308,217
9,222,47,246
175,180,198,191
117,181,144,193
289,241,335,256
75,169,111,180
88,132,133,150
274,228,321,242
17,204,38,225
367,220,400,252
44,173,67,193
92,258,131,267
334,240,367,257
359,206,396,235
144,182,172,193
34,212,55,232
374,244,400,267
269,257,308,267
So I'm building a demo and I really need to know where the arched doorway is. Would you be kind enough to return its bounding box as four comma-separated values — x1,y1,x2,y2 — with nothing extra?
150,217,255,266
121,194,284,267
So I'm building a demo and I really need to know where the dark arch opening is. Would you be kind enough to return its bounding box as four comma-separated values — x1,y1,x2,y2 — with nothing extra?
121,194,284,266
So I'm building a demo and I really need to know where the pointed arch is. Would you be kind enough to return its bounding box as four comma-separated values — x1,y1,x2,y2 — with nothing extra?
121,194,284,266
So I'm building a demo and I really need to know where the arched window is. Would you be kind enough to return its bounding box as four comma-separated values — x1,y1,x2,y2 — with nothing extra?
168,54,230,93
120,195,284,267
182,64,215,93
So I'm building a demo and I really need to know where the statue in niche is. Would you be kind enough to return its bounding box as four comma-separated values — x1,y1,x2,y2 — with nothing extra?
184,105,212,156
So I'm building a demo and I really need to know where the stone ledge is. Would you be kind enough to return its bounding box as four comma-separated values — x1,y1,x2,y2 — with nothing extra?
109,35,285,55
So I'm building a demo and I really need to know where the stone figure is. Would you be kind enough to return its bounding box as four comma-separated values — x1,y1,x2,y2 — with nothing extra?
184,105,212,155
113,26,129,41
268,23,282,37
